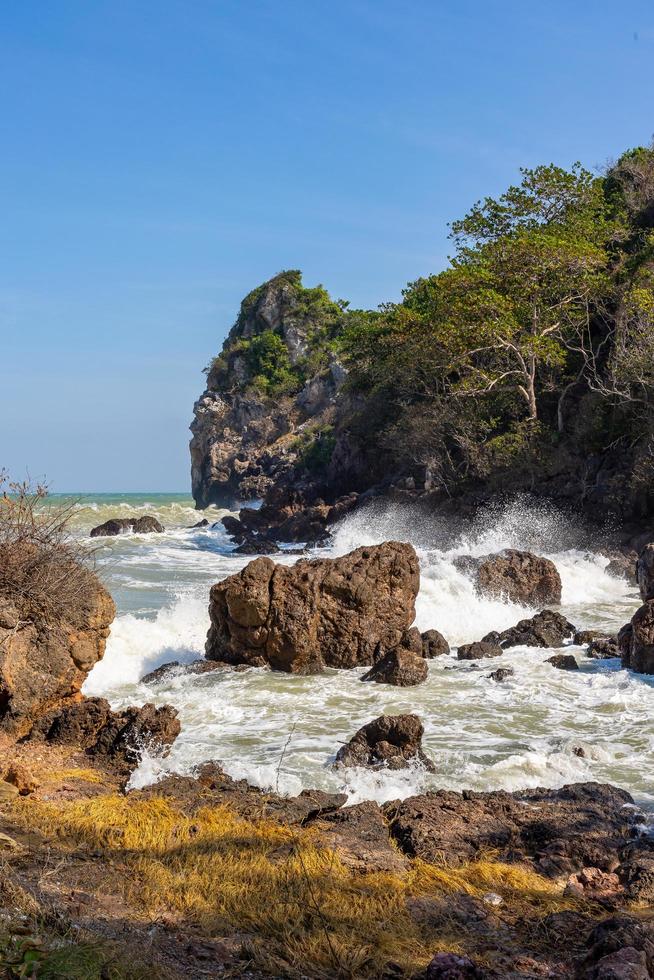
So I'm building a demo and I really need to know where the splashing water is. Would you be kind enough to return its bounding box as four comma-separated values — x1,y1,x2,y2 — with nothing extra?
78,493,650,805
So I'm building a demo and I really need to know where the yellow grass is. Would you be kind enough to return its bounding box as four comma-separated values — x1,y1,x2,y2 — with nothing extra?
11,794,590,979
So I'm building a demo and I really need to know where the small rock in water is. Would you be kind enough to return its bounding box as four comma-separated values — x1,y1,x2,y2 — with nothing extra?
488,667,514,682
546,654,579,671
484,609,575,649
457,641,503,660
335,713,436,772
361,646,428,686
587,637,619,659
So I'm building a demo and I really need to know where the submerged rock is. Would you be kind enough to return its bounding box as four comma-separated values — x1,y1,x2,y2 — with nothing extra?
90,516,164,537
205,541,420,672
140,659,235,684
546,654,579,670
335,714,435,772
488,667,514,682
483,609,575,649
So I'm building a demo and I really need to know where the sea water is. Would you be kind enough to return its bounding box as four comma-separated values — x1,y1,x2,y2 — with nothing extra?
57,492,652,805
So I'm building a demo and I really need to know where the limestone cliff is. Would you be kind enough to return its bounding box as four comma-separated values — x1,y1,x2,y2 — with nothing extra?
190,270,349,510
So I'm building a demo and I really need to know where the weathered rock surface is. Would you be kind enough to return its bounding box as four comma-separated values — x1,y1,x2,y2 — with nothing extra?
605,549,638,585
361,630,428,686
140,659,236,684
0,582,115,737
637,543,654,602
483,609,575,649
488,666,514,682
383,782,637,876
205,541,420,672
335,714,435,772
469,549,562,605
32,697,180,763
621,601,654,674
547,653,579,670
587,637,620,659
421,628,450,658
90,516,164,537
457,641,503,660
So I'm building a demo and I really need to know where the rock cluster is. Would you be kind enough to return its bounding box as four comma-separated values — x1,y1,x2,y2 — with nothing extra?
483,609,575,649
205,541,420,672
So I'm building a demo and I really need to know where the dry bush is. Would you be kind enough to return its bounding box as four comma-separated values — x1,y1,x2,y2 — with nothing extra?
0,471,96,625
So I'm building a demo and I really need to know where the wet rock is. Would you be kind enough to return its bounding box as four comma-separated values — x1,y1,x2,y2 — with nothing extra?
423,952,486,979
90,516,164,537
421,628,450,658
483,609,575,649
361,646,428,686
0,579,115,737
621,602,654,674
605,550,638,585
383,782,635,876
575,629,604,645
475,549,562,605
588,637,620,659
457,641,502,660
335,713,435,772
205,541,420,672
637,543,654,602
233,536,281,555
190,518,209,528
488,667,514,682
140,659,234,684
546,654,579,670
33,697,180,764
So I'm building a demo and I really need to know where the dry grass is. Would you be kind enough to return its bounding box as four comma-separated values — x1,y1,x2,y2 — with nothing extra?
10,793,592,979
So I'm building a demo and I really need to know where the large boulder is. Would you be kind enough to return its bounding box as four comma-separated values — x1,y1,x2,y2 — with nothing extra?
335,714,435,772
421,628,450,658
90,516,164,537
636,543,654,601
483,610,576,649
473,550,562,606
0,583,115,738
205,541,420,672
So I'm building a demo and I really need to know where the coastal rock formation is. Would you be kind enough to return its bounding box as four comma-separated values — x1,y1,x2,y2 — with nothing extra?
90,516,164,537
383,782,636,875
475,549,562,606
421,628,450,657
620,601,654,674
335,714,436,771
32,697,180,763
205,541,420,672
546,653,579,670
457,640,503,660
637,543,654,601
587,636,620,659
0,583,115,737
361,645,428,686
483,609,575,649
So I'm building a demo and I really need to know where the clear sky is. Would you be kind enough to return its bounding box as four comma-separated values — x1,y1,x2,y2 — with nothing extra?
1,0,653,491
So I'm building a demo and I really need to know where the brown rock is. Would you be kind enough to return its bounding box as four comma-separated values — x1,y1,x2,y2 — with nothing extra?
383,782,635,876
565,867,623,903
483,609,575,649
637,543,654,601
588,637,620,659
488,667,514,682
3,763,39,796
361,646,428,686
0,580,115,737
90,516,164,537
587,947,650,979
335,714,435,772
546,654,579,670
475,549,561,605
421,628,450,657
457,641,502,660
424,953,486,979
140,659,234,684
622,601,654,674
312,800,408,873
205,541,420,672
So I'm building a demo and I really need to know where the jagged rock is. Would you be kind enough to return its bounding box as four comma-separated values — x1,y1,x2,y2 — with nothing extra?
618,851,654,903
190,518,209,528
335,714,435,772
587,637,620,659
605,551,638,585
140,659,235,684
483,609,575,649
547,654,579,670
233,536,280,555
90,516,164,537
621,602,654,674
583,917,654,978
421,628,450,658
361,642,428,686
488,667,514,682
32,697,180,763
383,782,636,876
474,549,562,605
564,867,623,903
205,541,420,672
586,947,650,979
637,543,654,601
0,581,115,737
575,629,605,645
457,641,503,660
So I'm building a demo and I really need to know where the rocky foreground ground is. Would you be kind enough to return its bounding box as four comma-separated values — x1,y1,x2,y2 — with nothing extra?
3,540,654,978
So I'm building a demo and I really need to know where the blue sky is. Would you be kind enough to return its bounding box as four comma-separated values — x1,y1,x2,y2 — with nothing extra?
1,0,652,492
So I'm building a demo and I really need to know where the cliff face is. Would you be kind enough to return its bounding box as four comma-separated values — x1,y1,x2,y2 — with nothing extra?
190,271,349,510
